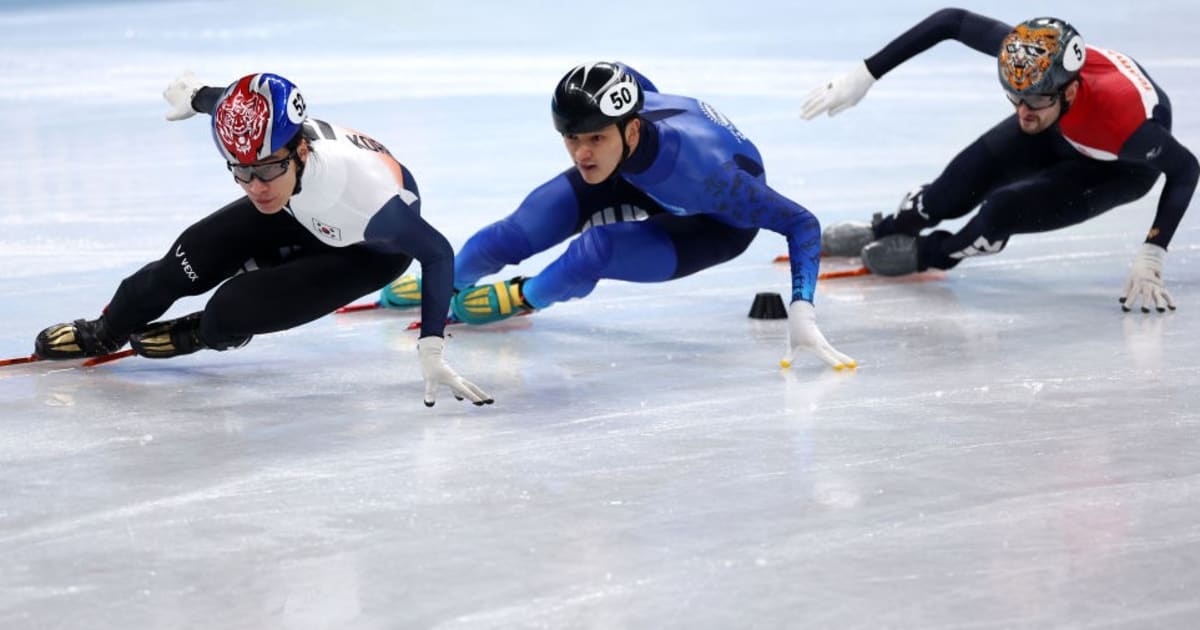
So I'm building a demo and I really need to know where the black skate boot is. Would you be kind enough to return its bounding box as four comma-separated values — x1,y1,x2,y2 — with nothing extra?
130,312,251,358
862,234,920,277
874,184,934,238
35,315,124,359
129,312,207,359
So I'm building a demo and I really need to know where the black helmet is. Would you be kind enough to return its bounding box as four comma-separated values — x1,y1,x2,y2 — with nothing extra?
998,17,1086,97
551,62,644,135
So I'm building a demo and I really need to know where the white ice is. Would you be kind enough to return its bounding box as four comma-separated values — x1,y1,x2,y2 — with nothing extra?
2,1,1200,628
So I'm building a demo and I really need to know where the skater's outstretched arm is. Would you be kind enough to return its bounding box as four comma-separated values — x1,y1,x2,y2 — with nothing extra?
801,9,1011,119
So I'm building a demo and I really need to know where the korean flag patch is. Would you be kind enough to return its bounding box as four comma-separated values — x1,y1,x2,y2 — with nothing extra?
312,218,342,241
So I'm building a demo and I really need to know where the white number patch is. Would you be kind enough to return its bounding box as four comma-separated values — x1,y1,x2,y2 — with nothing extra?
287,91,307,123
1063,35,1086,72
599,82,637,117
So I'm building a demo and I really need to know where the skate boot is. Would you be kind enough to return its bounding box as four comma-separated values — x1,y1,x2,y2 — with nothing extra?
451,276,534,325
380,274,422,308
34,315,124,359
821,212,882,257
129,312,240,359
874,184,934,238
862,234,920,277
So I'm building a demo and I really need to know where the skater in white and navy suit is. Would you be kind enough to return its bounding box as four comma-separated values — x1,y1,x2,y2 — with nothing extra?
34,72,491,407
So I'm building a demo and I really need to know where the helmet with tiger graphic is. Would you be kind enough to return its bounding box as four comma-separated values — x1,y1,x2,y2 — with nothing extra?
211,73,307,164
998,17,1086,98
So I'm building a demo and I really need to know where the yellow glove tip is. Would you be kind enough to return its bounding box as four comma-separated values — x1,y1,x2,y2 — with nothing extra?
779,360,791,369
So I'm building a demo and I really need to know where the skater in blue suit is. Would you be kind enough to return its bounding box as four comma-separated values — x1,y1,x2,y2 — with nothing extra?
384,62,854,370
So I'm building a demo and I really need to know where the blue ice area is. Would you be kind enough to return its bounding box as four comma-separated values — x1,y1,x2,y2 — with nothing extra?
1,1,1199,628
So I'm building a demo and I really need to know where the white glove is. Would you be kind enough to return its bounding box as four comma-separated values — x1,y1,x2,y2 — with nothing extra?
417,336,494,407
1120,243,1176,313
781,301,857,371
163,70,204,121
800,61,876,120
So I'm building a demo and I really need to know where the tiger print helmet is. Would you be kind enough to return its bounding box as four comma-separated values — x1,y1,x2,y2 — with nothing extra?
998,17,1086,97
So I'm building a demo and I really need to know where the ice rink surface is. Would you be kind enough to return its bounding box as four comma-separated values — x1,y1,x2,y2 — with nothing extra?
2,1,1200,628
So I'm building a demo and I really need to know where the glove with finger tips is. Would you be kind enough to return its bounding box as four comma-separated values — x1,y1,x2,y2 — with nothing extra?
781,301,857,371
800,61,876,120
1120,243,1176,314
163,70,204,122
417,336,494,407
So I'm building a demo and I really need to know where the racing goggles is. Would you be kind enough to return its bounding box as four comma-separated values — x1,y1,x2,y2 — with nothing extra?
1005,91,1059,110
227,151,295,184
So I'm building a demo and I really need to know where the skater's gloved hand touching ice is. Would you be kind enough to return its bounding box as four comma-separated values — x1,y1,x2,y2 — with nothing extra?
781,301,856,371
801,61,876,120
163,70,204,121
418,336,494,407
1120,243,1176,313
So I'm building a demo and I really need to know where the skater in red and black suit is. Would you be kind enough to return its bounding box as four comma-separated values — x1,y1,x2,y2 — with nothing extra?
804,9,1197,314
